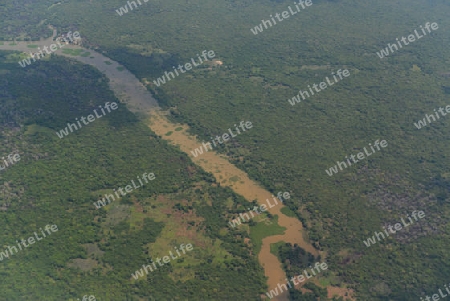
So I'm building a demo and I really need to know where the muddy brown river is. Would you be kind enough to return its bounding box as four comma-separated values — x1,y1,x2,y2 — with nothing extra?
0,37,332,301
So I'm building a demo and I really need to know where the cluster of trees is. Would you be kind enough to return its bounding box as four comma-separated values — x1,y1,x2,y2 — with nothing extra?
0,53,267,300
273,243,328,300
2,0,450,299
0,0,56,41
59,0,450,298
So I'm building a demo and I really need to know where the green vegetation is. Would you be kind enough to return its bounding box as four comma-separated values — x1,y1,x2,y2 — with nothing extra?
249,215,285,254
0,0,55,40
61,48,84,56
281,206,297,218
26,44,39,48
273,242,328,300
1,0,450,299
275,243,318,277
49,0,448,298
270,241,286,257
0,52,266,300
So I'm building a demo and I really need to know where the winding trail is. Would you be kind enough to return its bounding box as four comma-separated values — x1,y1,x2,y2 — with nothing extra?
0,39,319,301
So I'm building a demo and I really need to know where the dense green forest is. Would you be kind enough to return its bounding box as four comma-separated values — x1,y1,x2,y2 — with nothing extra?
0,0,55,41
271,243,330,300
0,53,266,300
1,0,450,300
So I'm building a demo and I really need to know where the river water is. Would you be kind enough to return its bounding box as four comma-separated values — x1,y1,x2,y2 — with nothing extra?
0,38,321,301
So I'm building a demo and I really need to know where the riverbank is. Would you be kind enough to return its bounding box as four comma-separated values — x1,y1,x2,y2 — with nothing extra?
0,40,329,300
